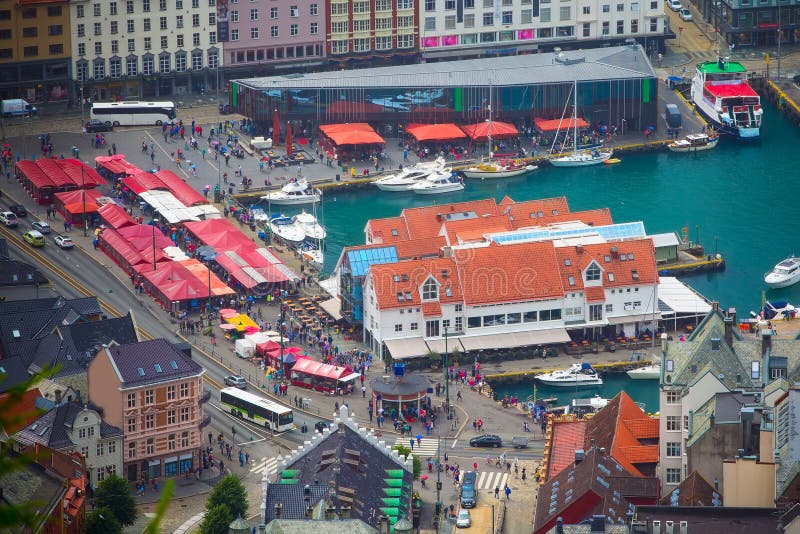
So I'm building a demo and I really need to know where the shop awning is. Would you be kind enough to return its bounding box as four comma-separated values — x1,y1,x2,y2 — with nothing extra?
461,121,518,141
533,117,590,133
319,123,385,146
406,123,466,142
459,328,570,350
318,297,343,320
607,312,662,325
384,337,432,360
339,372,362,382
424,338,465,354
658,276,712,317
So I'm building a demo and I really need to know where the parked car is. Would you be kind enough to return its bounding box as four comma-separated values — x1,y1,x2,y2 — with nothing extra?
0,211,19,227
84,120,113,133
666,0,682,10
456,509,471,528
8,204,27,217
32,221,51,234
679,8,693,20
54,235,74,248
224,375,248,389
469,434,503,448
22,230,45,247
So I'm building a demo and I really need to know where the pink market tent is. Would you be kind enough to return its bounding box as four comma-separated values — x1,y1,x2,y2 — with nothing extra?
406,123,467,142
97,203,136,229
141,262,210,307
154,170,208,206
15,161,55,204
117,224,174,251
291,358,353,381
59,159,105,188
122,171,169,195
97,228,150,274
533,117,590,133
256,339,281,356
95,155,139,176
35,159,76,190
461,121,518,141
179,259,236,297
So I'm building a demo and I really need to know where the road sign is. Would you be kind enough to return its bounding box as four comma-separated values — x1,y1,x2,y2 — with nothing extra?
765,53,770,65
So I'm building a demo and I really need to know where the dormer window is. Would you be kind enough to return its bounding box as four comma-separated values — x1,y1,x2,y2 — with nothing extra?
422,277,438,301
397,293,404,302
608,272,615,282
564,259,571,266
404,291,412,301
401,274,409,282
627,253,634,260
552,209,558,215
604,255,611,263
585,262,601,281
391,229,399,236
568,275,575,286
393,275,400,282
445,286,453,297
631,270,639,280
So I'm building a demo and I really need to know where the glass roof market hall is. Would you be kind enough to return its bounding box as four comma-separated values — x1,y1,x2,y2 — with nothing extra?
231,45,659,136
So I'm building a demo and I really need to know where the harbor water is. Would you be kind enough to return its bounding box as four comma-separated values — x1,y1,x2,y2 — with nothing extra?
321,102,800,317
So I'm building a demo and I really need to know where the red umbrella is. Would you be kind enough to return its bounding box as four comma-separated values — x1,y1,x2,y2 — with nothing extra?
285,121,293,157
244,326,260,334
272,109,280,142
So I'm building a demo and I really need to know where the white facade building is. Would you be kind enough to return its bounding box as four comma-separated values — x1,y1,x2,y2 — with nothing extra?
418,0,667,60
70,0,221,101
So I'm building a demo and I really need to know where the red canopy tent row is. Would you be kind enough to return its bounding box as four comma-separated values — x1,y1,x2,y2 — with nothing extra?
15,159,103,204
97,203,136,230
405,123,467,143
139,261,212,311
95,155,139,181
53,189,102,225
319,123,385,147
97,227,171,276
461,121,519,141
533,117,590,133
290,358,360,394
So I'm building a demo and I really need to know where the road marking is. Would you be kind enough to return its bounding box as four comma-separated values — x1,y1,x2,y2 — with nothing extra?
451,439,458,448
393,436,439,457
236,437,267,446
251,456,279,477
476,471,509,491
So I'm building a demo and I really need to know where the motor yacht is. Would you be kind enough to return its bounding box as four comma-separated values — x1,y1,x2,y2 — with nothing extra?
373,158,446,191
292,210,326,241
268,215,305,243
411,170,464,195
765,256,800,288
261,178,321,205
536,363,603,387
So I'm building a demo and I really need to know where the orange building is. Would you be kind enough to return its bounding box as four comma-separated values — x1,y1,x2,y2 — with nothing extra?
0,0,71,102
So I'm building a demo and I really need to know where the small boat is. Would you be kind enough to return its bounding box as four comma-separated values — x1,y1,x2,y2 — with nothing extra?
550,148,613,167
667,133,720,153
604,158,622,165
251,208,269,225
292,210,326,241
411,170,465,195
563,395,609,417
536,363,603,387
268,215,305,243
764,257,800,288
461,159,537,179
298,241,323,268
627,364,661,380
753,300,798,321
261,178,321,205
373,158,446,191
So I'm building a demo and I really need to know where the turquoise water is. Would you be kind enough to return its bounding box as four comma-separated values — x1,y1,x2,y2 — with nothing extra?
321,103,800,316
492,374,661,414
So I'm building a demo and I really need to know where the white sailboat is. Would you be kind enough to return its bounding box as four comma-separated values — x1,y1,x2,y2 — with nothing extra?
549,82,613,167
268,215,305,243
293,211,326,241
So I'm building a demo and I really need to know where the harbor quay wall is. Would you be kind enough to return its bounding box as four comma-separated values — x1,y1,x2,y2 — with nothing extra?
752,78,800,129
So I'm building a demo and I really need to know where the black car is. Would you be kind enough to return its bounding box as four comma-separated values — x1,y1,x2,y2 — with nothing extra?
314,421,330,433
469,434,503,448
85,120,113,133
9,204,27,217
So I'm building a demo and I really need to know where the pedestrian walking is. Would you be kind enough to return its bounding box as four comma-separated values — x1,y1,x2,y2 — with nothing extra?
456,390,463,401
504,485,511,501
494,486,500,499
409,438,414,450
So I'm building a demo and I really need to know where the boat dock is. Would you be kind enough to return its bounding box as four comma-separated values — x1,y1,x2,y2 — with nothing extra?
484,359,655,384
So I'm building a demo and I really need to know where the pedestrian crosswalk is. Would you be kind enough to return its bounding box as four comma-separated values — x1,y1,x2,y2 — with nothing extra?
476,471,509,491
251,456,279,477
393,436,440,458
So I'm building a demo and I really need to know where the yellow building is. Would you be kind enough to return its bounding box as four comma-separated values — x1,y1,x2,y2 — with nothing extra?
0,0,71,102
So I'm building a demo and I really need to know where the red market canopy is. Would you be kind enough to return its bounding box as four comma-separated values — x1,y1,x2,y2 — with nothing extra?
117,224,174,251
16,161,55,190
63,202,100,215
461,121,518,141
54,188,102,208
154,170,208,206
35,158,75,189
290,358,353,381
59,159,105,188
406,123,466,142
179,259,236,297
533,117,590,133
97,203,136,229
123,171,168,195
95,155,139,176
141,262,210,302
319,123,385,146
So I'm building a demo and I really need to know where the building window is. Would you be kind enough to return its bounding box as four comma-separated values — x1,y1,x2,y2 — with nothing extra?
483,12,494,25
143,55,153,73
166,385,176,400
397,35,413,48
76,5,84,18
191,52,202,70
175,54,186,71
310,3,318,15
310,22,318,34
108,441,116,454
81,446,89,458
585,263,601,281
176,15,183,28
426,320,440,338
48,25,63,36
167,410,176,425
145,414,155,429
168,433,176,450
617,20,624,34
96,442,105,456
127,393,136,408
79,428,87,439
22,8,36,18
502,10,512,24
94,42,102,54
127,417,136,432
180,383,190,398
180,407,190,422
665,468,681,484
208,51,218,68
250,8,258,20
159,0,167,9
270,26,278,37
160,17,168,30
631,19,638,33
145,389,154,404
146,438,154,455
192,33,200,46
422,279,438,301
290,24,298,36
94,23,102,36
650,18,658,32
398,0,414,8
589,304,603,322
78,43,86,56
666,415,680,431
666,442,681,457
251,27,259,39
93,3,101,16
540,8,550,22
109,58,121,77
424,17,436,30
181,431,189,447
128,441,136,458
666,390,680,404
230,10,239,22
192,13,199,27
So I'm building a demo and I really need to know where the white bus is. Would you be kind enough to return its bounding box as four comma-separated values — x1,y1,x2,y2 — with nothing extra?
220,387,294,432
90,101,176,126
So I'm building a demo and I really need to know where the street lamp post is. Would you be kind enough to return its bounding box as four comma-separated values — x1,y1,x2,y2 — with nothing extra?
151,217,158,271
777,5,782,81
443,326,450,420
279,289,287,372
79,84,85,130
81,163,87,236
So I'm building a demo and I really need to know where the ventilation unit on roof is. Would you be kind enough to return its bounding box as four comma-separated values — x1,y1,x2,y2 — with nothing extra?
441,269,449,278
610,246,619,257
436,213,443,221
553,51,586,65
575,245,583,254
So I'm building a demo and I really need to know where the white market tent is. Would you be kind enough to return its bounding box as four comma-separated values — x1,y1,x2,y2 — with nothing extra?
139,190,220,224
658,276,712,327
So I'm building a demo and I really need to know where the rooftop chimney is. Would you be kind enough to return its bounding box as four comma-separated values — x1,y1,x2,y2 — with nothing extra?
305,506,313,518
274,503,282,519
575,449,585,464
556,517,564,534
723,317,734,347
711,337,721,351
378,515,389,534
339,505,351,518
762,330,773,355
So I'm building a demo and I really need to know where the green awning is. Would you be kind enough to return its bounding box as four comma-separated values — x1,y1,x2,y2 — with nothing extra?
383,488,402,497
385,469,405,478
381,498,401,507
385,479,403,487
281,470,300,478
279,478,299,484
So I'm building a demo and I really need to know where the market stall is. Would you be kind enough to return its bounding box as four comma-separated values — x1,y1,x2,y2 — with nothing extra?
97,202,136,230
290,358,358,394
405,123,466,143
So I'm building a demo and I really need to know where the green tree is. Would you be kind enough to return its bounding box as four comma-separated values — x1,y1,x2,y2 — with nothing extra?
85,506,122,534
94,474,137,526
200,504,234,534
392,444,422,480
206,474,247,519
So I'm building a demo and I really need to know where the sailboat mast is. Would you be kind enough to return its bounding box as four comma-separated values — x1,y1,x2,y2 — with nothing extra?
573,81,578,155
488,81,493,157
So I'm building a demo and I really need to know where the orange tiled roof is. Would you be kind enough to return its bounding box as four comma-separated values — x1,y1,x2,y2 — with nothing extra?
366,216,408,244
620,444,659,464
624,417,660,439
454,241,564,305
584,286,606,302
394,237,446,259
511,208,614,229
422,302,442,317
443,216,513,245
369,257,462,310
555,238,658,292
547,420,587,480
400,199,501,240
506,197,571,222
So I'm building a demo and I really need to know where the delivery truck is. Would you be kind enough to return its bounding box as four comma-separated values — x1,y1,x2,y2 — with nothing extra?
1,99,37,117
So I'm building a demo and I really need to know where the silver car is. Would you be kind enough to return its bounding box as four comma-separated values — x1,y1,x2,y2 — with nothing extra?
224,375,247,389
456,509,471,528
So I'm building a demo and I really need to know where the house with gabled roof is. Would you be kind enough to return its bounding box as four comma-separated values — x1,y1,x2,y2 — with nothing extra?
263,405,414,532
533,447,660,534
